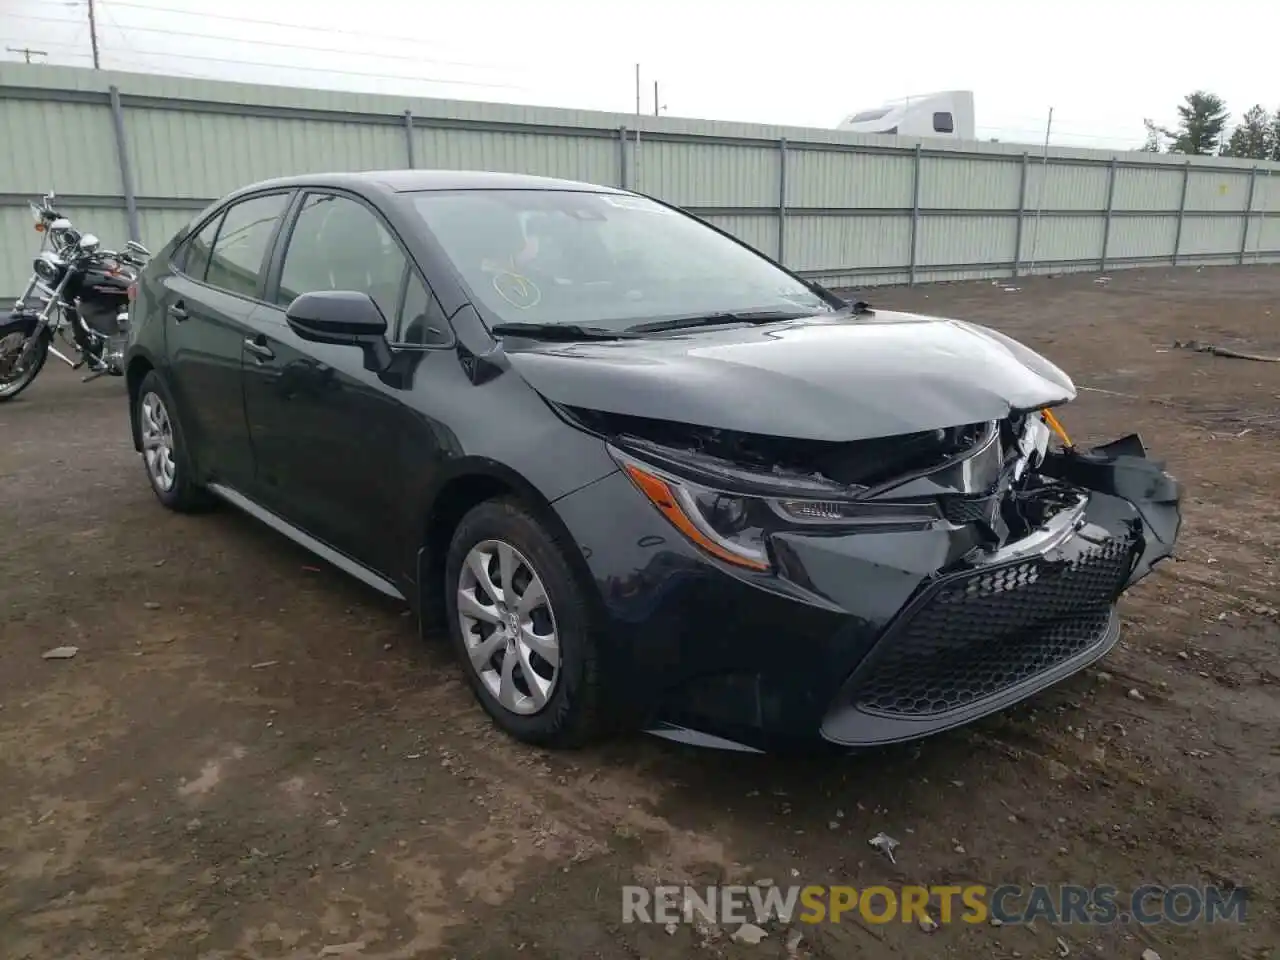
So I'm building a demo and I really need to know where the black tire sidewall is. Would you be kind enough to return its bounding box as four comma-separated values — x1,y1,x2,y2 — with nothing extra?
0,321,48,402
444,498,601,747
134,370,207,511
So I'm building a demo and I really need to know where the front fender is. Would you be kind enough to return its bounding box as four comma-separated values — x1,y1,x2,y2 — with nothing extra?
1041,433,1182,586
5,306,42,334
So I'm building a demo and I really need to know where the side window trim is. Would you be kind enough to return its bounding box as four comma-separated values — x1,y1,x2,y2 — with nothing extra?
390,268,454,350
391,262,412,342
250,191,297,302
262,189,310,316
176,189,295,303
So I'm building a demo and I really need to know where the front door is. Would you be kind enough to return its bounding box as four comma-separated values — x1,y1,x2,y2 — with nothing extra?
240,191,427,579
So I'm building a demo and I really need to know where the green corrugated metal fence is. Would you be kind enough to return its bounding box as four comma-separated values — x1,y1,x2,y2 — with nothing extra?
3,62,1279,300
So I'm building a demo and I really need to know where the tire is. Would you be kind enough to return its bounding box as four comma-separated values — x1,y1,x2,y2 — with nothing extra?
133,370,213,512
0,318,48,403
444,497,605,748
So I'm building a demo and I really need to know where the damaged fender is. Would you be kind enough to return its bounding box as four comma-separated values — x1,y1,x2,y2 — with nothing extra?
1041,433,1182,586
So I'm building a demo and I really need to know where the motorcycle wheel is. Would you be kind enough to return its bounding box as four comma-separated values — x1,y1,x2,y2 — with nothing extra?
0,318,48,403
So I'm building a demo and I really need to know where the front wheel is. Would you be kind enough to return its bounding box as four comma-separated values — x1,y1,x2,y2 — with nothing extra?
445,498,607,748
0,318,49,402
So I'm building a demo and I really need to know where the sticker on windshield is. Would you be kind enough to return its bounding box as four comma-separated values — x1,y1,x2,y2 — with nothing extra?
492,271,541,309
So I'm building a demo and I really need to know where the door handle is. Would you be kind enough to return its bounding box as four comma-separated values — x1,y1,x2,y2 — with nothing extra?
167,301,188,321
243,336,275,361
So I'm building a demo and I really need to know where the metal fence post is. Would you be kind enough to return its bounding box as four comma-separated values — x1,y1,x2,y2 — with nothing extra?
777,137,788,264
1012,152,1029,278
618,125,628,189
1172,160,1191,266
908,143,922,286
403,110,415,168
1238,166,1258,265
107,85,140,243
1100,156,1118,272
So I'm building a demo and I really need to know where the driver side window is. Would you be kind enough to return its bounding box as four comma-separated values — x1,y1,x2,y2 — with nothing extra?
277,193,406,324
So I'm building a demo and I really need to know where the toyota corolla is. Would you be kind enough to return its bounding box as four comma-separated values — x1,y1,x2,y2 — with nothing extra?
124,170,1182,753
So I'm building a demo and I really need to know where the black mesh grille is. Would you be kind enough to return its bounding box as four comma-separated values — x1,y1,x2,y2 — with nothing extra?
852,535,1135,718
939,493,1000,525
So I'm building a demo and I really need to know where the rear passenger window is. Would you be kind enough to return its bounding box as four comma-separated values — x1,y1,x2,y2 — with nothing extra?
933,111,955,133
181,214,223,282
205,193,290,298
277,193,405,324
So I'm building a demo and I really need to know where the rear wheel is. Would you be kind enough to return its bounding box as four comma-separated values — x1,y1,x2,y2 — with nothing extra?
0,318,48,402
445,498,606,747
133,370,213,512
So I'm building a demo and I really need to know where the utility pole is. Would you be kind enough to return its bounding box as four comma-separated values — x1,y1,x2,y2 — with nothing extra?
7,46,48,64
88,0,102,69
633,63,642,190
1027,106,1054,274
653,81,659,116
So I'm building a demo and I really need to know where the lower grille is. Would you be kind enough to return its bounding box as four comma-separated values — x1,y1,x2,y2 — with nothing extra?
939,492,1000,525
852,534,1135,718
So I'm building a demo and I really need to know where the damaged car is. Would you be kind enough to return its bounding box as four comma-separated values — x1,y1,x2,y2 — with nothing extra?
123,170,1182,752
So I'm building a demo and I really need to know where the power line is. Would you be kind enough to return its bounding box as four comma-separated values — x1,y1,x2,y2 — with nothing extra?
101,0,511,53
10,9,542,78
6,45,49,63
94,0,207,80
100,44,524,90
1,35,91,55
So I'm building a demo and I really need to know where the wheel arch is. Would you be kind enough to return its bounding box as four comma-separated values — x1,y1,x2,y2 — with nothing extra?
415,457,593,629
125,351,157,451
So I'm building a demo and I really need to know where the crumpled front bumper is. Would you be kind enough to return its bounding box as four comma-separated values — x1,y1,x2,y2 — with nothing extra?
819,433,1181,747
553,431,1182,753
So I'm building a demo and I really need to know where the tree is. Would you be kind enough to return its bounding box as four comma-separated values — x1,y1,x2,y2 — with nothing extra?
1272,109,1280,161
1159,91,1230,155
1222,105,1274,159
1139,118,1164,152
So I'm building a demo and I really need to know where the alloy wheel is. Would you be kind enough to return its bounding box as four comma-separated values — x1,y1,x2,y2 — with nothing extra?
456,539,560,715
139,391,177,492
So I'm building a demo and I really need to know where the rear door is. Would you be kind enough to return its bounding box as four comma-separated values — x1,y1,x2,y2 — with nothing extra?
241,190,449,576
161,191,292,489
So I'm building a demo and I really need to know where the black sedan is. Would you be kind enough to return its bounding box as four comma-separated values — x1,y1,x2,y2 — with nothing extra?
123,170,1182,753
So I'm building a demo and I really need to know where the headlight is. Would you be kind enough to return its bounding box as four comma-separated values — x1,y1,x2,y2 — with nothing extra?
32,252,63,283
611,447,937,572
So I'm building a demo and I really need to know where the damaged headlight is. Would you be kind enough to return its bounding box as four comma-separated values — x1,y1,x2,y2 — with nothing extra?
610,447,936,572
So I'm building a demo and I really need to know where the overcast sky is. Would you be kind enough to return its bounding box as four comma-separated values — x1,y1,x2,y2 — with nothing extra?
2,0,1276,150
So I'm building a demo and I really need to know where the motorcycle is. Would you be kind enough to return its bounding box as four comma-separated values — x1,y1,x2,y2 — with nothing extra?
0,191,151,402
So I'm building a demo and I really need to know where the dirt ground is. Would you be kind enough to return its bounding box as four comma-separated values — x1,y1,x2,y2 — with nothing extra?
1,266,1278,960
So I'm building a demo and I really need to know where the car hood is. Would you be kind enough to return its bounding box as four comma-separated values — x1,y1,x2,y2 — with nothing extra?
503,311,1076,442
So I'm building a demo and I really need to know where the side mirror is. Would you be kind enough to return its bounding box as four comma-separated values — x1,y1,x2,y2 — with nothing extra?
285,290,392,373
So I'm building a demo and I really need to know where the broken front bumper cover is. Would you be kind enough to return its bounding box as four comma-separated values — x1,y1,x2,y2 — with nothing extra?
819,433,1180,747
638,434,1182,752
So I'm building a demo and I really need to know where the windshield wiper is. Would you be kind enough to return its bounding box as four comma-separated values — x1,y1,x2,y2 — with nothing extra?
625,310,815,334
489,322,639,341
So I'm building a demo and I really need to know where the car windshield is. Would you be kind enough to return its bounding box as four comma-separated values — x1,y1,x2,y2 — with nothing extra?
407,189,832,331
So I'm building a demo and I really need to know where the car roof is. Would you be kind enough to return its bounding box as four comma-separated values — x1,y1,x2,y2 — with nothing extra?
229,169,626,197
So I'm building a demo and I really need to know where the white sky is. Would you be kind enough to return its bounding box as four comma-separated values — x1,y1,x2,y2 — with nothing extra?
2,0,1276,150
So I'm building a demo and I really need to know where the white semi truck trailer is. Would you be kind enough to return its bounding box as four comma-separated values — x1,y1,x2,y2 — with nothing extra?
837,90,975,140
